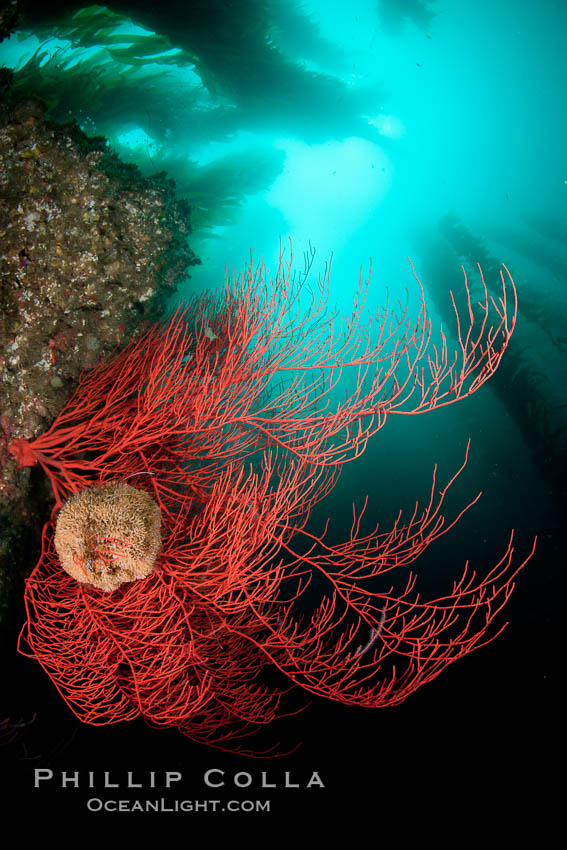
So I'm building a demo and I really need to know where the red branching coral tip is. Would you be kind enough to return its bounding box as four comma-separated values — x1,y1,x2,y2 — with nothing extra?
14,245,535,754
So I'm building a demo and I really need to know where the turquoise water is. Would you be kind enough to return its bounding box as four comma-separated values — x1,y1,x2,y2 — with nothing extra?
1,0,562,827
5,1,566,297
3,0,563,521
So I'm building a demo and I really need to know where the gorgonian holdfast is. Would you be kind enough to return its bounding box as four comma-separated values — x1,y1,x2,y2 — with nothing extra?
11,244,535,754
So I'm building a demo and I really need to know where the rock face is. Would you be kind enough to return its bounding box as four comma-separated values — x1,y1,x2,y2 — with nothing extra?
0,96,198,611
0,98,198,501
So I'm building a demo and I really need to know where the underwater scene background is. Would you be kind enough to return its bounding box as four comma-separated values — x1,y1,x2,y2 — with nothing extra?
0,0,563,831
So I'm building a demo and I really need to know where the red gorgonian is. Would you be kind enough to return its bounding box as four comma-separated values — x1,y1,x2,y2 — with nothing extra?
10,245,535,754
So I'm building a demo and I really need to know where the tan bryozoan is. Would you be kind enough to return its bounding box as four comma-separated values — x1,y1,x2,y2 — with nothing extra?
54,482,162,592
